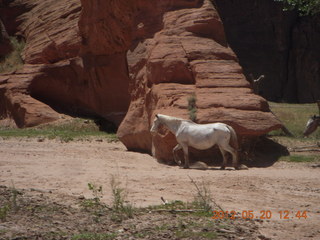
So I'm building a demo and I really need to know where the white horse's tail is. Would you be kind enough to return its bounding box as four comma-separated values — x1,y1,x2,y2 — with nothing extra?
226,125,239,151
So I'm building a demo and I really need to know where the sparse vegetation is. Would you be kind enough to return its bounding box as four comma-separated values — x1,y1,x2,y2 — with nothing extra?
269,102,320,139
275,0,320,15
0,36,25,73
280,155,319,162
147,177,223,220
81,183,105,212
109,175,134,222
0,204,9,222
80,177,134,224
0,118,118,142
88,183,103,202
189,176,217,214
0,181,265,239
187,93,197,122
268,102,320,164
0,184,21,222
71,232,117,240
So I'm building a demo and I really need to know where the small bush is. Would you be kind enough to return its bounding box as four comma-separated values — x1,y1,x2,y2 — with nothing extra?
189,177,214,213
0,36,25,73
188,94,197,122
0,204,9,222
110,175,134,222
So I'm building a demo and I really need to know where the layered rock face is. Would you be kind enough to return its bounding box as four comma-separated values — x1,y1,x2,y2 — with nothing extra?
0,0,82,127
117,0,282,161
0,0,282,162
0,0,131,127
215,0,320,103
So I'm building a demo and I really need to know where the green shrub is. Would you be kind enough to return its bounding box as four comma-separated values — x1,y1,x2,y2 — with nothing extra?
188,94,197,122
110,175,134,222
0,36,25,73
275,0,320,15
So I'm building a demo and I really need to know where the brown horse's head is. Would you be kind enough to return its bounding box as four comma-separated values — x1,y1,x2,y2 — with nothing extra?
303,115,320,137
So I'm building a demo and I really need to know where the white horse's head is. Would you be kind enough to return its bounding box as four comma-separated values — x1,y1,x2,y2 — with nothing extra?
150,114,161,135
303,115,320,137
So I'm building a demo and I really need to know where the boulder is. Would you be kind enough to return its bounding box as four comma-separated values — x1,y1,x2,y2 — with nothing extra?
117,0,282,162
0,64,60,127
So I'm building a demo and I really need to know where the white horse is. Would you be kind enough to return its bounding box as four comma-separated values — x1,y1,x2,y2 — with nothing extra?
150,114,239,169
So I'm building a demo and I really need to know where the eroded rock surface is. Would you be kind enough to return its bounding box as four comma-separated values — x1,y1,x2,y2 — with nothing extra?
0,0,282,162
0,0,131,127
117,0,282,161
0,0,82,127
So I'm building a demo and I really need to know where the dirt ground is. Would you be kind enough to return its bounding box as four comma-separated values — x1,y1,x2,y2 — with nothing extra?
0,137,319,239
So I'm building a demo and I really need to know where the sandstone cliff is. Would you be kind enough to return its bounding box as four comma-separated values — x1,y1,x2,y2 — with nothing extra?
116,0,282,161
0,0,130,127
0,0,283,162
0,0,82,127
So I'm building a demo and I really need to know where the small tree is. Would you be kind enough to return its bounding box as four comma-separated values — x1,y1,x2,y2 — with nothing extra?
275,0,320,15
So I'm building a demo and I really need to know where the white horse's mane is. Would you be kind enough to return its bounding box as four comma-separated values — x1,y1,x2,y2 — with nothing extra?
157,114,194,123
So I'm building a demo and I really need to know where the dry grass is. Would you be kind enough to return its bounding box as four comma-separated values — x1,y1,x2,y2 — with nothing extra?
269,102,320,138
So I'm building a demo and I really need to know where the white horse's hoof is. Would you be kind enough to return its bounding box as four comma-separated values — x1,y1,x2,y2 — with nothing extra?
237,164,249,170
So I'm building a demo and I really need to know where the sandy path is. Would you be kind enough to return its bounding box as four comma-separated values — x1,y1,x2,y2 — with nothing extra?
0,138,319,239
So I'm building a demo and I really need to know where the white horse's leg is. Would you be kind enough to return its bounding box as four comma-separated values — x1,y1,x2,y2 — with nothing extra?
181,144,189,169
173,144,182,165
218,146,228,170
222,144,239,170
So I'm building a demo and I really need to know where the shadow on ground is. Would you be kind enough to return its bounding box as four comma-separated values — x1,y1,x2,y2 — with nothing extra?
166,137,289,169
242,137,289,168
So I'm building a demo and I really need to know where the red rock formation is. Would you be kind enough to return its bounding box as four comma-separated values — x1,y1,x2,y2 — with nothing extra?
0,64,60,127
18,0,81,64
0,0,282,163
0,0,82,127
117,0,282,161
0,0,131,127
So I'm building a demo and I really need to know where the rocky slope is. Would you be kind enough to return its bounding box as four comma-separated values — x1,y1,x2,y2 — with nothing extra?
0,0,130,127
0,0,282,161
0,0,82,127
